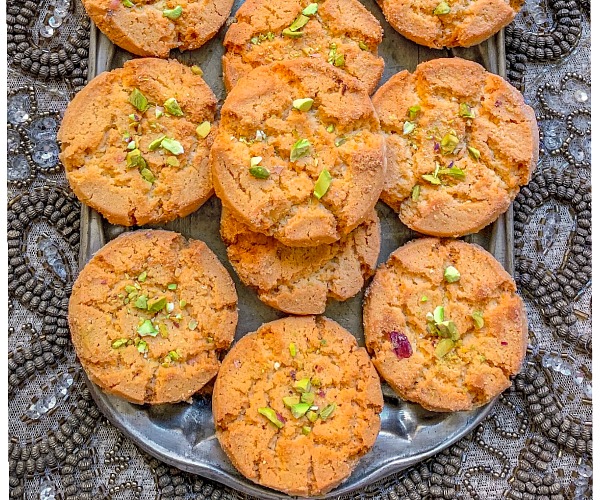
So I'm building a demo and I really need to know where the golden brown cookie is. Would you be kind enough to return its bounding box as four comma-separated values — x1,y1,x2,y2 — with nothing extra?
69,230,238,405
58,58,217,226
221,207,380,314
213,316,383,496
223,0,384,94
82,0,234,57
372,58,538,237
211,58,386,247
379,0,524,49
363,238,527,412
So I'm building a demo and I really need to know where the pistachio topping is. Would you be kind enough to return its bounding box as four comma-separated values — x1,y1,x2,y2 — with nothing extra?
166,156,180,167
250,32,275,45
408,105,421,121
301,392,315,405
137,340,148,353
319,403,336,420
334,136,347,147
294,378,311,393
129,88,149,112
440,131,459,155
283,396,300,408
444,265,461,283
163,5,183,19
289,343,297,357
160,137,184,155
435,338,455,358
127,140,136,150
138,271,147,282
411,185,420,201
148,296,167,312
155,107,164,118
258,407,284,428
249,166,270,179
126,149,147,169
137,319,158,337
290,138,311,162
433,1,451,15
459,103,475,118
302,3,318,15
139,167,155,183
302,426,312,435
134,295,148,309
196,121,211,138
327,43,344,67
422,174,441,185
159,323,169,338
167,283,177,290
179,300,187,308
472,311,485,329
282,28,303,38
403,121,416,135
292,98,314,112
306,410,318,423
420,295,428,302
426,307,460,340
148,135,166,151
191,65,203,76
188,319,198,330
290,402,311,418
111,338,129,349
467,146,481,160
358,41,368,50
122,0,134,7
437,166,466,180
289,14,310,31
313,168,332,199
164,97,184,116
326,124,335,133
250,156,262,168
168,350,181,361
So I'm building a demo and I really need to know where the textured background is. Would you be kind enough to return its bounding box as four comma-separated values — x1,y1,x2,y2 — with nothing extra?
7,0,591,498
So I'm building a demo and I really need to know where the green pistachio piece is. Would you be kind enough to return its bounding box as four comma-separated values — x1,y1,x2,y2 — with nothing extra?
161,138,184,155
422,174,441,185
122,0,134,7
333,53,345,67
301,392,315,405
188,319,198,330
155,107,164,118
137,319,158,337
283,396,300,408
440,131,459,155
459,103,475,118
444,266,461,283
179,300,187,308
306,410,318,423
129,88,149,112
468,146,481,160
138,271,147,282
147,296,167,312
249,166,270,179
196,121,211,138
433,1,451,15
437,320,459,340
437,167,466,180
122,132,131,142
127,140,136,150
311,377,321,387
334,136,347,147
411,185,420,201
292,98,314,111
166,156,180,167
140,168,155,183
134,295,148,309
313,168,332,199
319,403,336,420
164,97,184,116
433,306,445,324
167,283,177,290
148,135,166,151
290,402,311,418
191,65,203,76
112,338,129,349
472,311,485,329
282,28,303,38
258,407,284,428
137,340,148,353
420,295,428,302
408,105,421,120
289,14,310,31
435,338,455,358
168,350,181,361
358,41,368,50
166,302,175,313
250,156,262,168
326,124,335,133
125,285,137,293
294,378,311,393
159,323,169,338
126,149,147,169
302,426,312,435
403,121,416,135
289,342,297,357
302,3,318,15
163,5,183,19
290,138,311,162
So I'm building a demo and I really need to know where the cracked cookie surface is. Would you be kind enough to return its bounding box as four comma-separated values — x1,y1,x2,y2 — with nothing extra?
69,230,238,405
379,0,524,49
82,0,234,57
213,316,383,496
372,58,538,237
363,238,527,412
211,58,386,247
58,58,217,226
221,207,380,314
223,0,384,94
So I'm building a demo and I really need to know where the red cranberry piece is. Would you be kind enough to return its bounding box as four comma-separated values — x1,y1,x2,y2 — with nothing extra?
389,331,412,359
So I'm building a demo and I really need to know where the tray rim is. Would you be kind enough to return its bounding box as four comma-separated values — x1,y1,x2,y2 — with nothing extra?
78,20,512,499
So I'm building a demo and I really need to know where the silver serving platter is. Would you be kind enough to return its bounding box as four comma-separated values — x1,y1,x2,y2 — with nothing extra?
81,3,512,497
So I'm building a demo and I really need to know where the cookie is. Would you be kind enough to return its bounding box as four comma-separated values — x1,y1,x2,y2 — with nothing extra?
379,0,523,49
68,230,238,404
363,238,527,412
221,207,380,314
223,0,384,94
211,58,386,247
372,58,538,237
213,316,383,496
82,0,234,57
58,58,217,226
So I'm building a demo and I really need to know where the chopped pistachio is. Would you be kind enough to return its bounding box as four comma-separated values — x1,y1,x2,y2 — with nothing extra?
282,28,303,38
472,311,485,329
420,295,428,302
140,168,155,183
168,283,177,290
125,285,137,293
122,0,134,7
433,306,445,324
306,410,318,423
134,295,148,309
444,266,461,283
188,319,198,330
112,338,129,349
129,88,149,112
467,146,481,160
148,296,167,312
290,138,311,162
127,140,136,150
437,166,466,180
435,338,455,358
292,98,314,112
319,403,336,420
179,300,187,308
196,121,211,139
289,342,297,357
440,131,459,155
437,320,459,340
433,1,451,15
163,5,183,19
138,271,147,282
403,121,416,135
408,105,421,121
137,319,158,337
301,392,315,405
283,396,300,408
164,97,184,116
358,41,368,50
148,135,166,153
168,350,181,361
128,113,139,122
258,407,284,428
459,103,475,118
191,65,203,76
302,2,318,15
166,302,175,313
159,323,169,338
422,174,441,185
137,340,148,353
250,156,263,168
122,132,131,142
326,124,335,133
249,166,270,179
333,53,345,66
166,156,180,167
311,377,321,387
294,378,311,393
255,130,267,141
302,426,312,435
289,14,310,31
126,149,147,169
160,137,184,155
313,168,332,199
334,136,347,147
155,107,164,118
291,402,311,418
411,185,420,201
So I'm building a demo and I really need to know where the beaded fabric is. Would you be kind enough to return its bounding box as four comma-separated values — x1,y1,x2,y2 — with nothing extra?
7,0,591,498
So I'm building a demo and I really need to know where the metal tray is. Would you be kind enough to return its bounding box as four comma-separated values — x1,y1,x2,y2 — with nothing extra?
81,3,512,497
